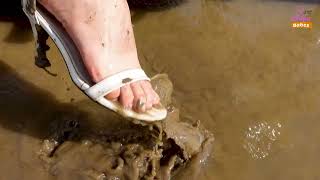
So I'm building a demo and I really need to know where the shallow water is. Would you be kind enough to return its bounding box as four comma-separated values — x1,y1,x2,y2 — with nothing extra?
1,0,320,179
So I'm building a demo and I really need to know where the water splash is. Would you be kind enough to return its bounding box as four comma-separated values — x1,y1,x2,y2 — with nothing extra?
243,121,282,159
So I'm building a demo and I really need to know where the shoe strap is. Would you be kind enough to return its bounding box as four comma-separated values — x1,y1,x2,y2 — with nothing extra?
85,68,150,100
22,0,36,16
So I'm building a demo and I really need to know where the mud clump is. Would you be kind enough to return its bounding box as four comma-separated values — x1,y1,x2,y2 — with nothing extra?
38,74,213,180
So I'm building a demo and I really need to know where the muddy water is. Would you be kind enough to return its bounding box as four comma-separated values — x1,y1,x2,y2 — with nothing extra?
1,0,320,179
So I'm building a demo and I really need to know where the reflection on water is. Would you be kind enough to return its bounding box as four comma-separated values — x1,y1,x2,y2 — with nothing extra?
1,0,320,180
243,121,282,159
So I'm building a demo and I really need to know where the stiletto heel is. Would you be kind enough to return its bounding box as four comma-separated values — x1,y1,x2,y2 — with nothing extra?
22,0,50,69
34,24,51,69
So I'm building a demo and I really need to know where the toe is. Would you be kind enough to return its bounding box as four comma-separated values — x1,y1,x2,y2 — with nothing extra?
140,81,155,110
152,90,161,105
119,85,134,109
140,80,161,105
105,89,120,101
130,82,147,113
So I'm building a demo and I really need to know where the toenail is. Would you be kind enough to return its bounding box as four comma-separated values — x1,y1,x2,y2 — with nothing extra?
137,99,145,108
153,103,163,109
137,98,146,109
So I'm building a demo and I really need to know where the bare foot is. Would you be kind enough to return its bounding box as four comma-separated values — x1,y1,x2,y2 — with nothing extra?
39,0,160,112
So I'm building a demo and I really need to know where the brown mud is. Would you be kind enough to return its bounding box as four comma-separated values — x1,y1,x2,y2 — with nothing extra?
0,62,213,180
1,0,320,180
37,74,213,180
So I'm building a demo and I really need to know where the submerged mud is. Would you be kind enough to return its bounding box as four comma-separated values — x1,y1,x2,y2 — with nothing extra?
37,74,213,180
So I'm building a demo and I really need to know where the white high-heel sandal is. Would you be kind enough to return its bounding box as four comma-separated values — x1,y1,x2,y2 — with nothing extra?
21,0,167,121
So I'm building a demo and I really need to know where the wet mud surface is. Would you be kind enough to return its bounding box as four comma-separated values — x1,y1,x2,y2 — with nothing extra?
37,74,213,180
0,62,212,180
1,0,320,180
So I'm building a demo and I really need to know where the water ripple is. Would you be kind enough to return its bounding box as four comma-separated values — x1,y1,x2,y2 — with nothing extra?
243,121,282,159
